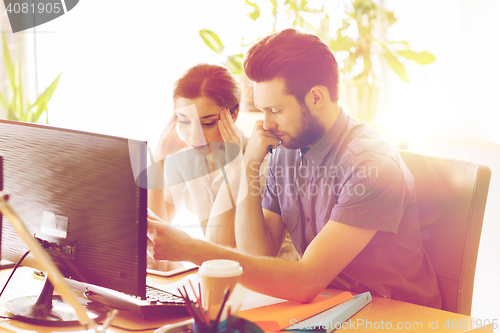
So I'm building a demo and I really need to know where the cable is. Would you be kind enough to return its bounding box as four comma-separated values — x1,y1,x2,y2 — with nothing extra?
1,312,168,331
0,315,162,331
0,250,31,298
0,254,165,332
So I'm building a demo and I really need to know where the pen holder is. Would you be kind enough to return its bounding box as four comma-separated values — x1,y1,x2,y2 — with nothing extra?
192,320,221,333
192,316,264,333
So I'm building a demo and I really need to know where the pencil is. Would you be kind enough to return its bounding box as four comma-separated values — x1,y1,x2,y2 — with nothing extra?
213,288,231,333
188,279,200,303
198,283,202,306
178,288,195,318
179,287,207,326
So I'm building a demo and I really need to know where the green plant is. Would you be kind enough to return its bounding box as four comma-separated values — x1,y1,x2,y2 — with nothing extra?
199,0,436,122
199,29,246,75
327,0,436,83
0,33,61,124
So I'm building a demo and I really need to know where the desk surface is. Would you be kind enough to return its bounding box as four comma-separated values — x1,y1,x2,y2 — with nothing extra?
0,267,494,333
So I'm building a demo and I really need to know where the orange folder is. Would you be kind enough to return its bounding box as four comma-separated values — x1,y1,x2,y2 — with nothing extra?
238,290,352,331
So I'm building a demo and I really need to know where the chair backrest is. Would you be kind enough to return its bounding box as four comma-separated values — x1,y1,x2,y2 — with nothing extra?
399,150,491,315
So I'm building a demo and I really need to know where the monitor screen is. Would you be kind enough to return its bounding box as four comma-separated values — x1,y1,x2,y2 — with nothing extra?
1,155,3,260
0,120,147,298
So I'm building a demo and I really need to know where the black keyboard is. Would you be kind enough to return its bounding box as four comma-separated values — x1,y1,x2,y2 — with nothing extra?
67,280,188,319
146,285,185,305
134,285,187,318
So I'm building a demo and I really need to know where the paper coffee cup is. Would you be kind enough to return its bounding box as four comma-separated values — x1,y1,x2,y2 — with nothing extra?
199,259,243,320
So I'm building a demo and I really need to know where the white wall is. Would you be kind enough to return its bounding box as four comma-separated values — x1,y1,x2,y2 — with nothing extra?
380,0,500,145
22,0,268,148
4,0,499,325
381,0,500,325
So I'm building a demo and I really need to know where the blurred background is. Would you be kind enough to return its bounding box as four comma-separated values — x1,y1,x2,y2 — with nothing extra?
1,0,499,326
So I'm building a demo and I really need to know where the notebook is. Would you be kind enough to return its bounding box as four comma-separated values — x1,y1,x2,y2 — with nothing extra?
238,290,352,331
284,292,372,332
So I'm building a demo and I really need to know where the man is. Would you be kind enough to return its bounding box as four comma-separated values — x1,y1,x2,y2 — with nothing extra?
147,28,441,308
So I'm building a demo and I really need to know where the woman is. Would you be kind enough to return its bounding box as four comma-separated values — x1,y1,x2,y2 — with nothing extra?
148,63,299,262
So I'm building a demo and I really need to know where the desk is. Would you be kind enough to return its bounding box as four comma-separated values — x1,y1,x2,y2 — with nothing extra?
0,267,494,332
0,267,193,333
335,296,494,332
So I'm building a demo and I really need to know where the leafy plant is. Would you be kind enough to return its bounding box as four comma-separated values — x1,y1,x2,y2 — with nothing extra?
0,33,61,124
199,29,246,75
327,0,436,84
199,0,436,122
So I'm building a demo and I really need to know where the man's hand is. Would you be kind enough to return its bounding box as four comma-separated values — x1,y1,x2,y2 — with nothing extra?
147,213,193,262
244,119,279,167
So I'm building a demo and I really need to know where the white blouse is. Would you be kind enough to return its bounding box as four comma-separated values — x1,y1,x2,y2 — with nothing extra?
162,136,299,260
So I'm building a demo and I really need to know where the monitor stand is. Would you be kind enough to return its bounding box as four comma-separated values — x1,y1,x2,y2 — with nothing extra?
5,272,107,326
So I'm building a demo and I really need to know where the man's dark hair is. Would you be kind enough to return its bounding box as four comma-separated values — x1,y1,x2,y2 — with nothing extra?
244,28,339,104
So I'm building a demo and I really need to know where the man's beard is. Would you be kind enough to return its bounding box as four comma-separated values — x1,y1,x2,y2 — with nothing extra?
278,104,325,150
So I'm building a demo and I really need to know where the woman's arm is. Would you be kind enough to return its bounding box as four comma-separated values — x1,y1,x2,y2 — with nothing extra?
147,159,170,222
205,109,243,246
147,173,177,224
147,112,187,224
204,156,244,246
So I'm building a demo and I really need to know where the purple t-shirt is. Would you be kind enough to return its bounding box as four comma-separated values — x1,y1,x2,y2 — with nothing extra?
262,109,441,308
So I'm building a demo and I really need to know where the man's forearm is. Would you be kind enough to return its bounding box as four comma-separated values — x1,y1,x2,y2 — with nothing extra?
188,238,318,303
234,160,275,256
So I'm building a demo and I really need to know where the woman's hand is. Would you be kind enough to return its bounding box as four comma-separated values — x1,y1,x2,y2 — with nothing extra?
152,112,188,163
218,108,242,150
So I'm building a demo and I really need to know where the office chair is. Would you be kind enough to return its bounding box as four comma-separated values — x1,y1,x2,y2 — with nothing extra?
399,150,491,315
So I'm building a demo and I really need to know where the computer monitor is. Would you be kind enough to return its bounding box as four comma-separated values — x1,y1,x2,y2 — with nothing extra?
0,119,147,324
1,156,3,260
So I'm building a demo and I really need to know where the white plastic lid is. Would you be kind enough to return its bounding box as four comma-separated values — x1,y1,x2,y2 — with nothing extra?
198,259,243,278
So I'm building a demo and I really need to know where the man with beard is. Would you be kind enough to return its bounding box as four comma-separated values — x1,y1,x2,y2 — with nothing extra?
147,28,442,309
